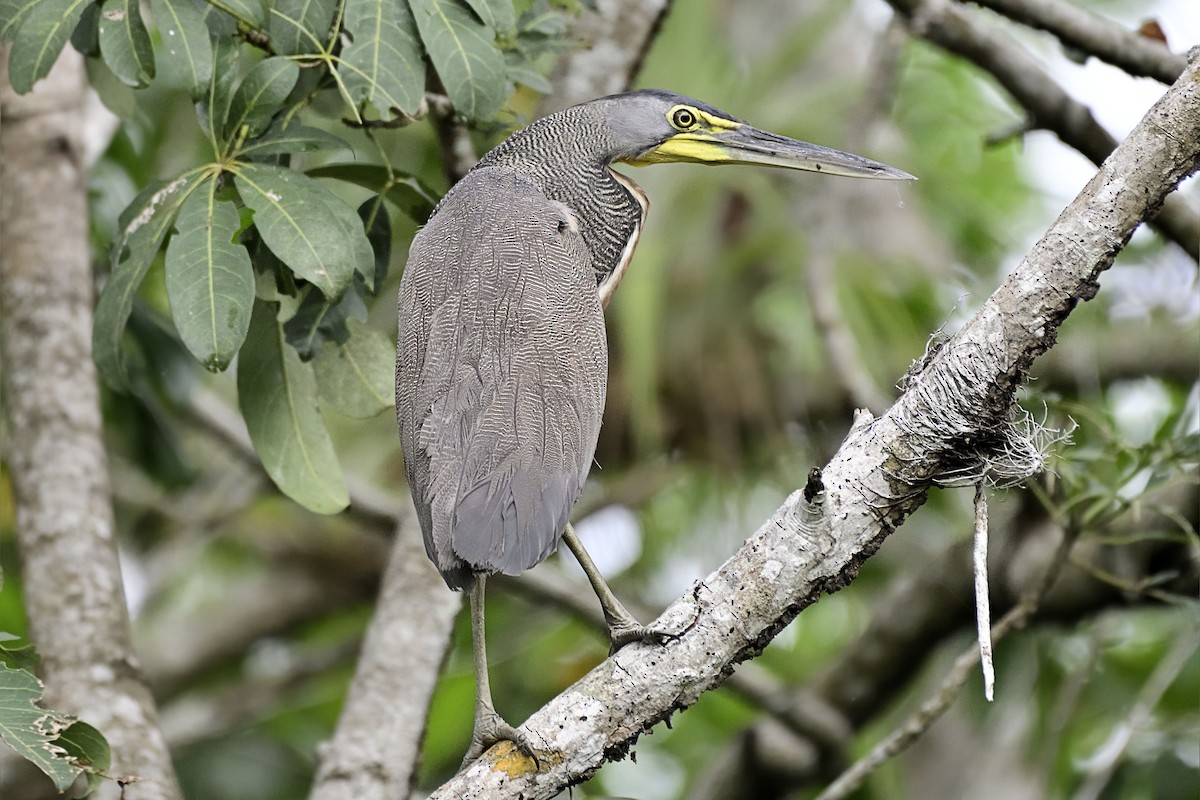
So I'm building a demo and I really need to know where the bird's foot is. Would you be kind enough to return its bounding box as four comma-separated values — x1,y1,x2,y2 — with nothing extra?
460,710,539,770
607,618,677,655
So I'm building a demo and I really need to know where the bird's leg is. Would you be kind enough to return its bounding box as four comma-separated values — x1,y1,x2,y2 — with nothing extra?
461,574,536,768
562,523,668,654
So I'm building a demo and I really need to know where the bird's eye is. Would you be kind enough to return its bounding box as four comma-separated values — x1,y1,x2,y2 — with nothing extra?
671,107,697,129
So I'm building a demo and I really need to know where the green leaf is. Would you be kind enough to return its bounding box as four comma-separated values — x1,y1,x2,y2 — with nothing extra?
235,163,372,302
282,285,363,360
95,173,205,390
215,0,265,27
313,319,396,418
305,162,437,223
238,300,349,514
199,35,240,153
151,0,213,96
410,0,507,120
504,50,551,93
237,124,350,158
340,0,425,117
357,195,391,295
268,0,336,55
462,0,513,35
98,0,155,88
0,664,100,791
6,0,90,94
0,0,39,44
0,638,39,673
56,721,111,794
164,187,254,372
224,56,300,140
69,1,100,56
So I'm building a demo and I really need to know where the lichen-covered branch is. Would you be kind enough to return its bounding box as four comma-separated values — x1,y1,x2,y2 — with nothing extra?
427,49,1200,799
0,49,182,800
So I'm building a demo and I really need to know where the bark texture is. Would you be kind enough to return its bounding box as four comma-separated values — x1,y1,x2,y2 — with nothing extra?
0,50,182,800
425,49,1200,799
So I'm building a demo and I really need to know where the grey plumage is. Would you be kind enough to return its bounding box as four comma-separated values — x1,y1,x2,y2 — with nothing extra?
396,89,913,594
394,90,914,764
397,168,606,590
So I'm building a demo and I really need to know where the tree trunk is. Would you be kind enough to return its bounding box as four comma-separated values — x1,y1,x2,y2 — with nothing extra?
0,48,182,800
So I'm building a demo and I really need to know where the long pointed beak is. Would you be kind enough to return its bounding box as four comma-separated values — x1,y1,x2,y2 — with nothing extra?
711,125,916,180
631,125,916,181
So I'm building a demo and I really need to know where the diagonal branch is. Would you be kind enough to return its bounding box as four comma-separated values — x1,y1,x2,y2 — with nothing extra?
888,0,1199,260
966,0,1187,84
428,48,1200,799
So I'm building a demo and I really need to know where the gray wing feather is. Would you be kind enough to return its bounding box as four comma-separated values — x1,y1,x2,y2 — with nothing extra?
396,168,606,589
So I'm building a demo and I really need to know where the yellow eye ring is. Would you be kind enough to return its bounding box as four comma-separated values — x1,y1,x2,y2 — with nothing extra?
671,107,697,129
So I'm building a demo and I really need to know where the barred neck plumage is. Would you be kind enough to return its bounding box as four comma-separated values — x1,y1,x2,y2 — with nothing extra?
472,104,647,288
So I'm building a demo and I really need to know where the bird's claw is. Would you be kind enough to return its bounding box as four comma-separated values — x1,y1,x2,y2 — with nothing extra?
607,620,677,655
460,710,540,770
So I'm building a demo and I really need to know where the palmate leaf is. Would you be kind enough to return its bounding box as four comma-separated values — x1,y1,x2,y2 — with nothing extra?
235,163,373,302
238,300,349,514
410,0,507,120
224,56,300,140
0,664,110,792
268,0,336,55
6,0,90,94
340,0,424,117
150,0,213,96
95,173,205,389
98,0,155,88
164,186,254,372
313,318,396,418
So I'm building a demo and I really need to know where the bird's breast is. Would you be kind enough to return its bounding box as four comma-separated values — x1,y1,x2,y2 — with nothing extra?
596,168,649,309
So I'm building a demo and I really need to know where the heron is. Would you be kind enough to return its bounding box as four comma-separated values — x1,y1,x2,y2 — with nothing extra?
395,89,914,765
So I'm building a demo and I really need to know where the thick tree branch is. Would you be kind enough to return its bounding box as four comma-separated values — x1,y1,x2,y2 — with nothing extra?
966,0,1188,84
887,0,1199,260
427,49,1200,798
0,50,182,800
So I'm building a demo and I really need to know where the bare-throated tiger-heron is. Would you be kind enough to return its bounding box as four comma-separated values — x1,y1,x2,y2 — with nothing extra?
395,89,914,765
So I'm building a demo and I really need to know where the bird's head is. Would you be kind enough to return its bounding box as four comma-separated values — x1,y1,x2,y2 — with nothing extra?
596,89,914,181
